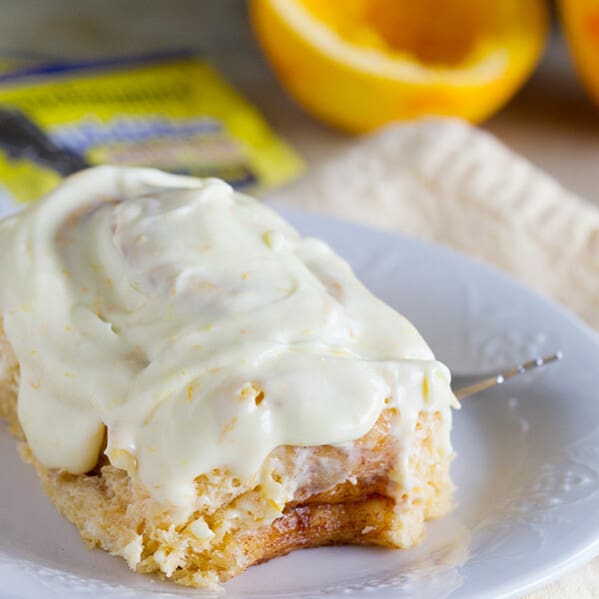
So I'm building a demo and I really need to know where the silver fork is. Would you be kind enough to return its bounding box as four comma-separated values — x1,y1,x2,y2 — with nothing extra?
452,352,563,400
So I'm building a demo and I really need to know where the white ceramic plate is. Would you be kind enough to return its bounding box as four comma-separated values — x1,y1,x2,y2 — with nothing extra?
2,208,599,599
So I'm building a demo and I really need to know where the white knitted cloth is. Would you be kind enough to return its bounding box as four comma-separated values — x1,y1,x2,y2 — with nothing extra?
268,119,599,599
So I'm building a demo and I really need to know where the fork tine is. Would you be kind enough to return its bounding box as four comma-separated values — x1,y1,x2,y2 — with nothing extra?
453,352,563,400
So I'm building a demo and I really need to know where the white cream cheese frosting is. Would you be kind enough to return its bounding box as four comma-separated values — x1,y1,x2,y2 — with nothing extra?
0,166,457,511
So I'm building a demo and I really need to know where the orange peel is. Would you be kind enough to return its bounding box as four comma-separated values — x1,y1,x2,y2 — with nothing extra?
250,0,549,132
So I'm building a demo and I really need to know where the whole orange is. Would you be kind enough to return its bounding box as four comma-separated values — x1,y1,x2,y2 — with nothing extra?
559,0,599,108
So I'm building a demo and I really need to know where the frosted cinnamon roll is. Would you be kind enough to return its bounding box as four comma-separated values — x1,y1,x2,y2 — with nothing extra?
0,166,457,587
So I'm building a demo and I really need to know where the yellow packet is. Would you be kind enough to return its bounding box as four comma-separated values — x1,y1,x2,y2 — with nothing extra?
0,51,303,207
